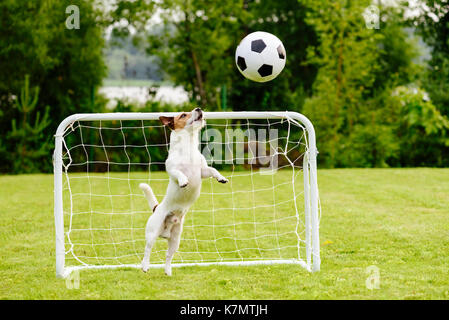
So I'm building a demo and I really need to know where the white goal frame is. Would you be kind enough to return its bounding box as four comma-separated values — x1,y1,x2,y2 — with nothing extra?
53,111,320,278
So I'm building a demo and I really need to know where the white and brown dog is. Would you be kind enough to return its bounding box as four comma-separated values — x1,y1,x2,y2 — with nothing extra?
139,107,228,276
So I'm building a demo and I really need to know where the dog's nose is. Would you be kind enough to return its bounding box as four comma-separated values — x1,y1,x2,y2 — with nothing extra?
195,107,202,112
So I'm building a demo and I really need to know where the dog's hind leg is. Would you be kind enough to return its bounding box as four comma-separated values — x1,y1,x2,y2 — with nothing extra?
165,220,183,276
141,236,157,273
141,210,165,273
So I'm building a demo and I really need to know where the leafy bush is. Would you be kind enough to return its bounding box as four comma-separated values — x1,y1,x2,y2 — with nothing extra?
390,87,449,167
1,76,52,173
338,124,399,168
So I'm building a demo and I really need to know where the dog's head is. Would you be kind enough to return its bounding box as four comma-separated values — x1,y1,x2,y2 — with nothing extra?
159,107,205,132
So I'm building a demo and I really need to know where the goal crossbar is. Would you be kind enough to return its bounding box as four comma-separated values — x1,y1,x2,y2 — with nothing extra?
53,111,320,278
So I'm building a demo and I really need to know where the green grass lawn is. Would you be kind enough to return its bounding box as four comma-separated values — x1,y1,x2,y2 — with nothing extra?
1,168,448,299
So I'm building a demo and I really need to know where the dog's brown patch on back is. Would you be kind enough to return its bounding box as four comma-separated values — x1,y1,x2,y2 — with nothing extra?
173,112,192,130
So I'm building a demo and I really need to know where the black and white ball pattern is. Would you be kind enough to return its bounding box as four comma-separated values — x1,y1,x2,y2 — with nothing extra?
235,31,286,82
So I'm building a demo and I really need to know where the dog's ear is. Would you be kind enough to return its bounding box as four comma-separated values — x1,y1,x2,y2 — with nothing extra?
159,116,175,130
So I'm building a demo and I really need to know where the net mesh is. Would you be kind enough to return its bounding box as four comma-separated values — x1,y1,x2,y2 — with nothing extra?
61,117,311,268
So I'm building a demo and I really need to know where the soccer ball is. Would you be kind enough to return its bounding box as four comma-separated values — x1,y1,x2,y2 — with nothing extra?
235,31,286,82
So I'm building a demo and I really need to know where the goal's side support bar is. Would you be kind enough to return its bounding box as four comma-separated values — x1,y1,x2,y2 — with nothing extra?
54,111,320,278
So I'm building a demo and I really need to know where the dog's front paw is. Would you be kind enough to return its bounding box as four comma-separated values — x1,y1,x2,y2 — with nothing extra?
179,181,189,188
218,177,228,184
178,177,189,188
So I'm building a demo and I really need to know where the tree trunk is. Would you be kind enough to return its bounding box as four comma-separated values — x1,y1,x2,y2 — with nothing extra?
191,49,207,107
183,2,207,107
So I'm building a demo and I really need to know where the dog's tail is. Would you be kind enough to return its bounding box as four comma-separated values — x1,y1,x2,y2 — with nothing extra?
139,183,159,212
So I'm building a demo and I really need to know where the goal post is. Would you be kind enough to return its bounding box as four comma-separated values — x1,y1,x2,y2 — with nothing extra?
53,111,320,278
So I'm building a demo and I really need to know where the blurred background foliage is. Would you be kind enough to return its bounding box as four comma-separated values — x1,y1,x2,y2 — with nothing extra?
0,0,448,173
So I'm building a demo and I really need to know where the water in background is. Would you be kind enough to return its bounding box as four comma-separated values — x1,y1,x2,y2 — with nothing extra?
99,85,189,109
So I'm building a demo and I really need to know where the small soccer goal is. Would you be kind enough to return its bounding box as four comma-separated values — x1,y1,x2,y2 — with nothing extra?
53,111,320,278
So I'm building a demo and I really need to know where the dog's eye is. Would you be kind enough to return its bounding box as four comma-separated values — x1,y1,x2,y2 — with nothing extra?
180,113,186,118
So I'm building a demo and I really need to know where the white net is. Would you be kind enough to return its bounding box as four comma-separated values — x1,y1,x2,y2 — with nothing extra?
60,115,313,269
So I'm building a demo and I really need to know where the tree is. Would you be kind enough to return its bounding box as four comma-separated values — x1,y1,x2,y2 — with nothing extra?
110,0,319,111
110,0,247,108
0,0,106,131
0,0,107,173
302,0,383,167
228,0,318,112
388,87,449,167
4,75,52,173
413,0,449,117
302,0,422,167
107,0,446,168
